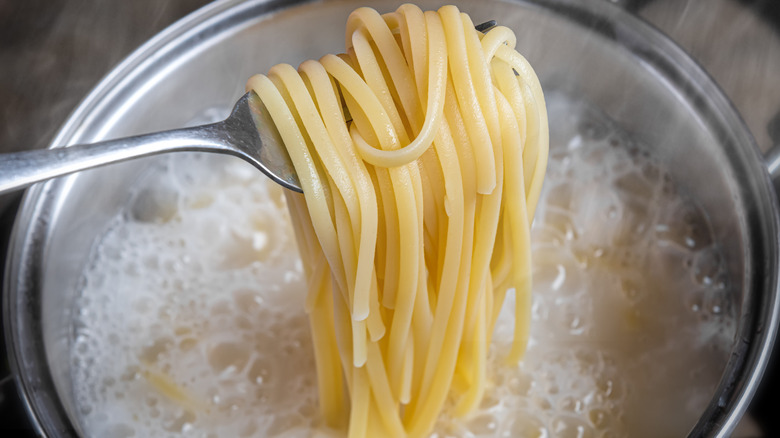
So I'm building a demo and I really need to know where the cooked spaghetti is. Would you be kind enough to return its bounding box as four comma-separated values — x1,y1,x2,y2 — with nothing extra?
246,5,548,437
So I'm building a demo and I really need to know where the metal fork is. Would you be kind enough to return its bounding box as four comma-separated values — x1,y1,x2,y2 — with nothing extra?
0,21,498,196
0,92,303,195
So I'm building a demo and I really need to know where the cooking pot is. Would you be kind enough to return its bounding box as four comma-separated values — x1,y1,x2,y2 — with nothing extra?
4,0,780,436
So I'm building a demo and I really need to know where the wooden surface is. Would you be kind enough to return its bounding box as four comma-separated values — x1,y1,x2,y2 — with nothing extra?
0,0,778,435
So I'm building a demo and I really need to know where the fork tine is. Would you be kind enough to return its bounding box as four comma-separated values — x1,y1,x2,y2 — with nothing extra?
475,20,498,33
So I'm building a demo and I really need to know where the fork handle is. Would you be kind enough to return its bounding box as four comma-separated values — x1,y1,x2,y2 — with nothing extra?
0,123,231,196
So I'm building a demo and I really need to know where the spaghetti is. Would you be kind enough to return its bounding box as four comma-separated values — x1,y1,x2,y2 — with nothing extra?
246,4,548,437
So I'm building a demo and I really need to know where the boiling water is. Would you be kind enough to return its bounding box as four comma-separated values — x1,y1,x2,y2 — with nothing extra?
69,94,735,438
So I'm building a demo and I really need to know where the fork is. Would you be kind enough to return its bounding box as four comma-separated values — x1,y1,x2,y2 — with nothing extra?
0,21,498,196
0,91,303,195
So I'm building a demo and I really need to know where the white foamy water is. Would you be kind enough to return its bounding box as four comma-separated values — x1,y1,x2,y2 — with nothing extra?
69,94,735,438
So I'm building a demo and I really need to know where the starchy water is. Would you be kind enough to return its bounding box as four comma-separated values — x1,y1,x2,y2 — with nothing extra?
69,94,735,438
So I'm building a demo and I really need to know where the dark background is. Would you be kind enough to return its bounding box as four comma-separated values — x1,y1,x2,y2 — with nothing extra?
1,0,779,435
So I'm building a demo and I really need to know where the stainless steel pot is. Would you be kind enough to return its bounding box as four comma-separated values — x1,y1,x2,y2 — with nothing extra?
4,0,780,436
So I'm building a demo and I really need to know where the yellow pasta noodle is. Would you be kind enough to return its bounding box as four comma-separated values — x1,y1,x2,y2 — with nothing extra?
246,4,548,437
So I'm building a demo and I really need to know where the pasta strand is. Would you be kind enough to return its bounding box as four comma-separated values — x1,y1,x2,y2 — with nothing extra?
246,5,548,437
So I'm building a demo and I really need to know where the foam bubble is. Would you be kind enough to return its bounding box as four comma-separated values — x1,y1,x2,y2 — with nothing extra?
70,94,735,437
